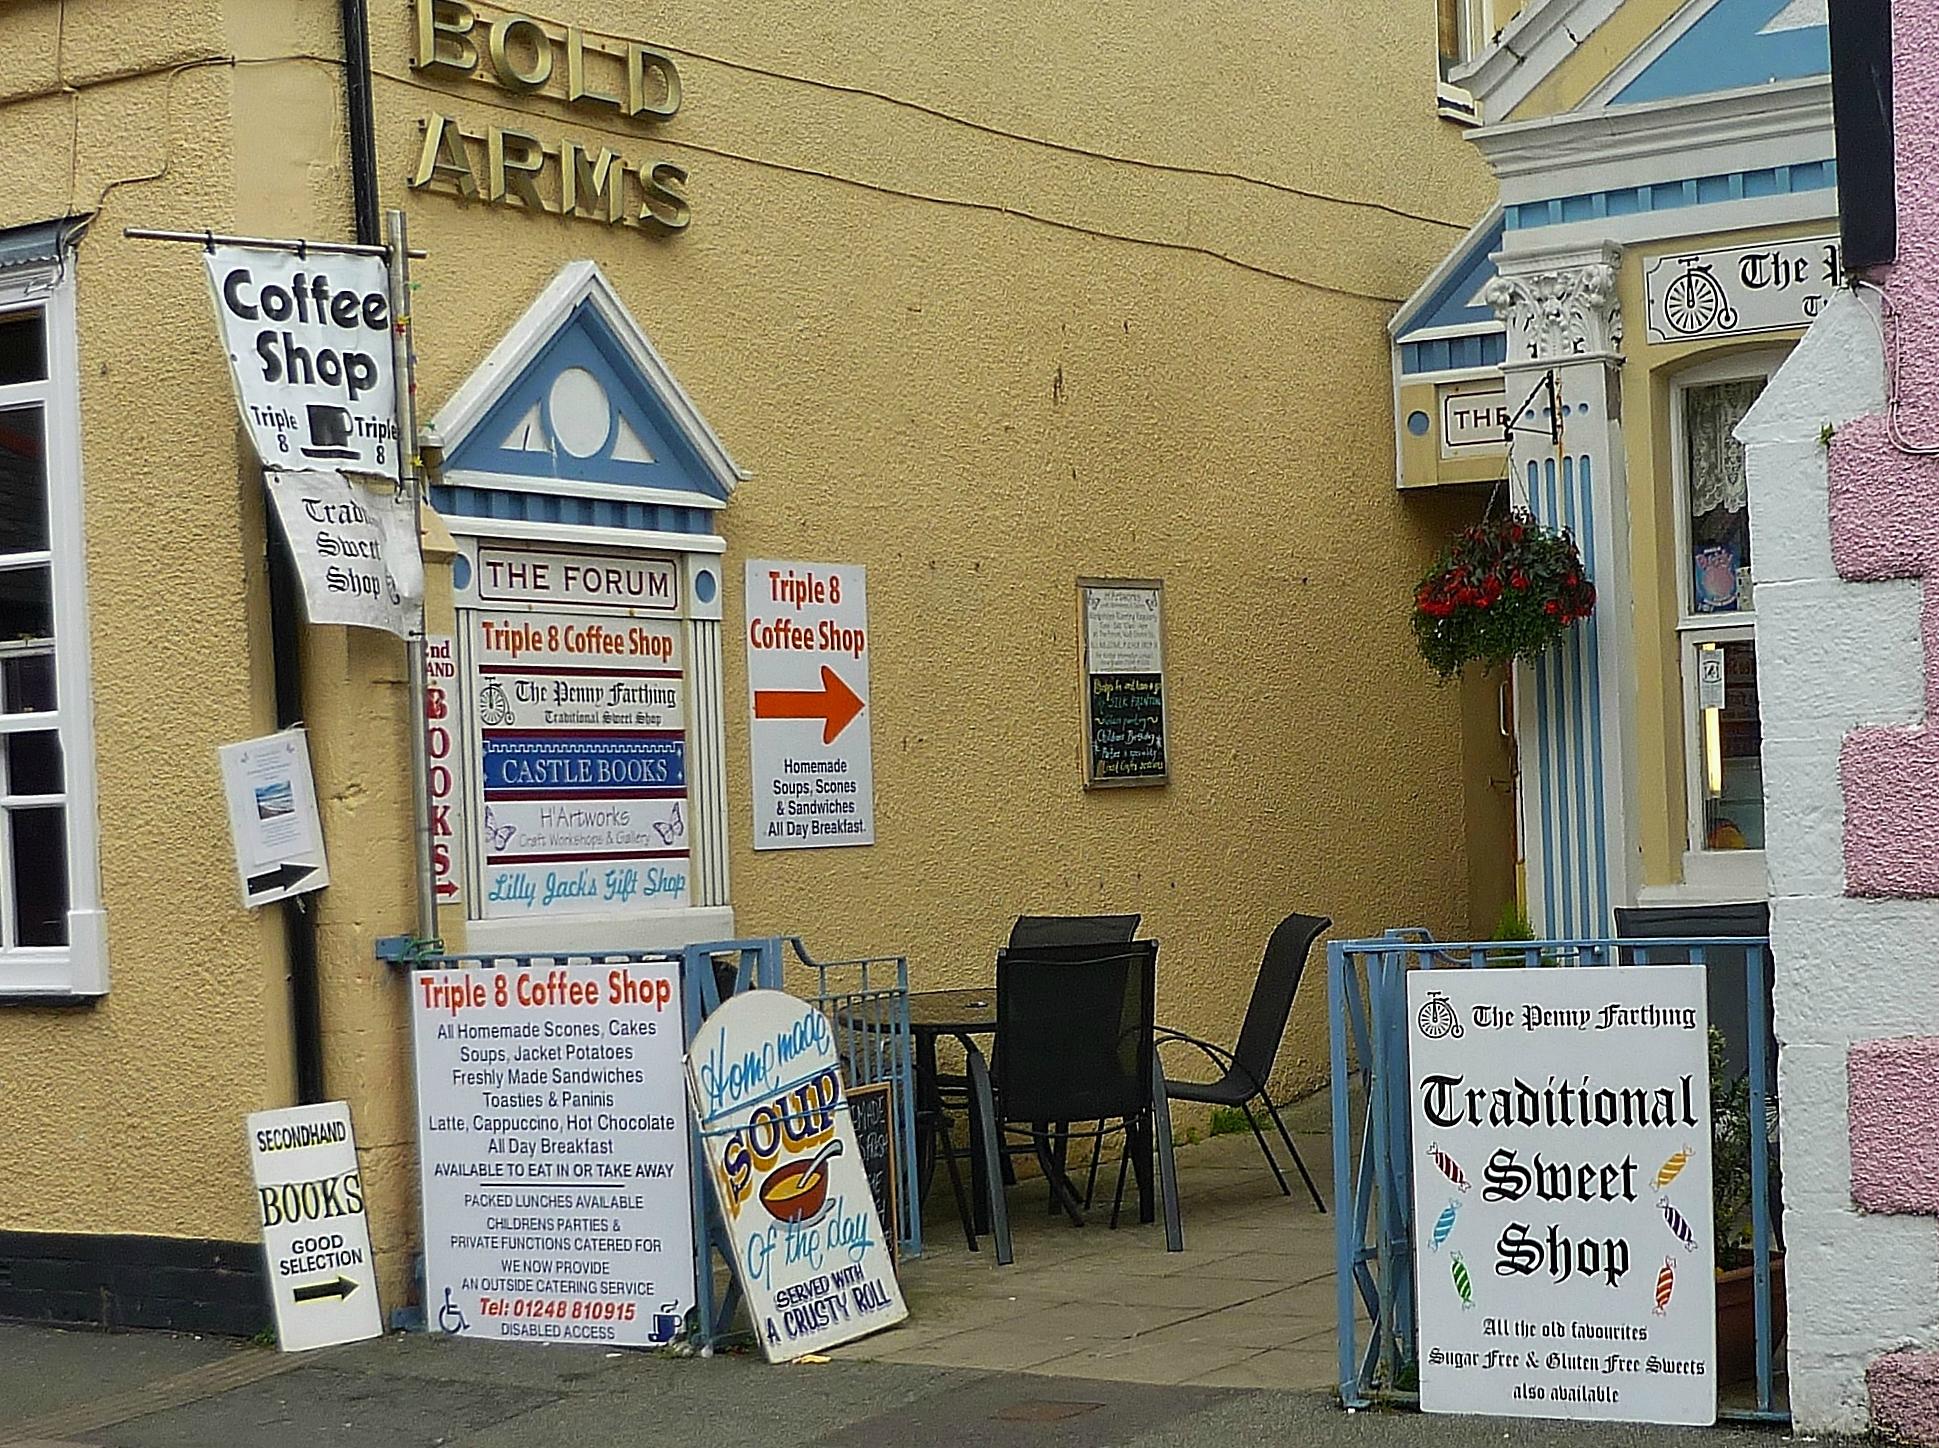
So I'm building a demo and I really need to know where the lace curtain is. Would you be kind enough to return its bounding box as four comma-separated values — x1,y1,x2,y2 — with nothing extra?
1684,379,1766,516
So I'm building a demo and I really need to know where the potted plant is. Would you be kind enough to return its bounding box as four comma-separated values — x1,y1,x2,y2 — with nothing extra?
1710,1027,1785,1384
1412,509,1597,681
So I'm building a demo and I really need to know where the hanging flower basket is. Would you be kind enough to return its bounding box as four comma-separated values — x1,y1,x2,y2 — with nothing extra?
1412,509,1596,681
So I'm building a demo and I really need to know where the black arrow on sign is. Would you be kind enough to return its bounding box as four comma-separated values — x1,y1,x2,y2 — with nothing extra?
246,861,320,901
292,1275,358,1304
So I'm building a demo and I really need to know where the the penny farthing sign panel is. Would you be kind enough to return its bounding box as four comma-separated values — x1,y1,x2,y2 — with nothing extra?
469,611,690,918
1407,966,1716,1426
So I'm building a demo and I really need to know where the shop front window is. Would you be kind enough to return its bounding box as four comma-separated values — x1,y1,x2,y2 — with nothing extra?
0,254,105,995
1675,364,1773,865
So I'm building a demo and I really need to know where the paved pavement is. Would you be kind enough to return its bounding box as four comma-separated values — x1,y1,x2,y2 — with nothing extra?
0,1325,1809,1448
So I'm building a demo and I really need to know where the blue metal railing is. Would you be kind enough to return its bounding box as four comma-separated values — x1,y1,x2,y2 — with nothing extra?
790,938,923,1260
1327,931,1782,1423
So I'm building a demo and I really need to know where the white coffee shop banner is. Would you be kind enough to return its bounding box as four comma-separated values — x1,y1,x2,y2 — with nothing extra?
1408,965,1716,1426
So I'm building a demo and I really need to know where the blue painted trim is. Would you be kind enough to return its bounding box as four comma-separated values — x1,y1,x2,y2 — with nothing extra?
1503,159,1836,232
1613,0,1827,108
1394,217,1506,340
1580,456,1609,936
1399,331,1507,377
431,482,714,535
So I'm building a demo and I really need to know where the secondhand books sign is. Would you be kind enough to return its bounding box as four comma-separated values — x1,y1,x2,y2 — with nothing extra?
1408,965,1715,1426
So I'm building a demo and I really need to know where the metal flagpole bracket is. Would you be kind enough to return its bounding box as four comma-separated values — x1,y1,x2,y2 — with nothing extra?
123,225,426,258
1501,368,1564,447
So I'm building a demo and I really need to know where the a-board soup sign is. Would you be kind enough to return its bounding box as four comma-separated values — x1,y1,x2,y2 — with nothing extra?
688,990,906,1359
1407,966,1716,1426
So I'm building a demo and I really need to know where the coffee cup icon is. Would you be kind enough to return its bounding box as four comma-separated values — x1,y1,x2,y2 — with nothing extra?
302,404,357,460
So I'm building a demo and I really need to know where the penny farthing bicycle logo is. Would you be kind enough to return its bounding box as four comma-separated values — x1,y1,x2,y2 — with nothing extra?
1417,989,1463,1039
1661,257,1738,337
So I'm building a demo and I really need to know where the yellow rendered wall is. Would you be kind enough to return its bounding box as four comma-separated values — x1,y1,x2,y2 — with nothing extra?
0,0,1506,1310
1615,224,1817,890
0,0,292,1248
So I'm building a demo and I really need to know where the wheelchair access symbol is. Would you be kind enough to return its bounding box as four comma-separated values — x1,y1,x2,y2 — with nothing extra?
438,1286,470,1334
1417,990,1464,1040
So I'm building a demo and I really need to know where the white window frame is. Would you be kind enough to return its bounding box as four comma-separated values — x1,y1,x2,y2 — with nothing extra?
1667,349,1786,904
0,260,106,996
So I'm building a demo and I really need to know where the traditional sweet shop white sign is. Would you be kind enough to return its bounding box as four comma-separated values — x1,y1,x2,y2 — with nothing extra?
688,990,905,1359
1644,236,1841,343
1408,966,1716,1426
411,961,696,1347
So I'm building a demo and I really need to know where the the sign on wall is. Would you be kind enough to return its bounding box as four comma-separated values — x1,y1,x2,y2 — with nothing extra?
219,728,330,907
1442,388,1510,452
1081,580,1168,787
411,960,696,1347
470,611,690,917
204,246,398,479
264,470,421,638
745,560,874,850
1408,966,1716,1426
474,545,678,612
426,636,463,904
1644,236,1841,343
247,1101,383,1353
688,990,905,1359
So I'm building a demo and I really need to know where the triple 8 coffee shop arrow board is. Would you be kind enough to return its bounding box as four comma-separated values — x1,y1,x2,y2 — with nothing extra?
745,561,874,849
247,1102,383,1353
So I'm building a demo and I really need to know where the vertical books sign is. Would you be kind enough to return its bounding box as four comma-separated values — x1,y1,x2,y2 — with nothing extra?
1081,580,1168,787
1407,966,1716,1426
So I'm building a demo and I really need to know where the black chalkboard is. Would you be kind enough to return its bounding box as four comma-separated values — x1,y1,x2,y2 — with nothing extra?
845,1081,898,1260
1087,673,1167,784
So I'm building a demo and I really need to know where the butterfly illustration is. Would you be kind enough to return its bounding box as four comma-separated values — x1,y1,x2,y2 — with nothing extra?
653,803,684,847
484,806,516,854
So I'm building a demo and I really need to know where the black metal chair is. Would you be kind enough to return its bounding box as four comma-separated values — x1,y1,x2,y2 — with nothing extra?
963,939,1182,1264
1008,914,1140,948
1155,911,1330,1212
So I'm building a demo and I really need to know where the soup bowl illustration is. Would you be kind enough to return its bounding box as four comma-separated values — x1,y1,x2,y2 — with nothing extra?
758,1141,843,1225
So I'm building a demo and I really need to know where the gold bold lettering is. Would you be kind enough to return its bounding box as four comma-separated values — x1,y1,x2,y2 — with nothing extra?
488,15,553,91
633,161,690,231
625,44,682,118
414,0,477,77
487,127,550,210
410,114,478,197
566,26,621,110
562,142,625,223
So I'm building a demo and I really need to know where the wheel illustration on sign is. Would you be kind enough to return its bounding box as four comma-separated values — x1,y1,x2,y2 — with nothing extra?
476,679,515,728
1417,989,1463,1039
1661,258,1738,337
438,1286,469,1334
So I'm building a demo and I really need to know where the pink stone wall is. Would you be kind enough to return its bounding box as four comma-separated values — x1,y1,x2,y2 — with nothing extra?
1818,8,1939,1440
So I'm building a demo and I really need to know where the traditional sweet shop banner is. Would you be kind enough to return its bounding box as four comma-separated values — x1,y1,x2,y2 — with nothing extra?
411,961,696,1348
264,469,420,638
205,245,399,480
688,990,905,1360
1408,965,1716,1426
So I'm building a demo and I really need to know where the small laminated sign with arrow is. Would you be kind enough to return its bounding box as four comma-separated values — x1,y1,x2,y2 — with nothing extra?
219,728,330,907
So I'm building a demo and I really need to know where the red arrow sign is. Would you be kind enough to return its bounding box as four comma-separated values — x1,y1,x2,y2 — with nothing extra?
754,666,865,744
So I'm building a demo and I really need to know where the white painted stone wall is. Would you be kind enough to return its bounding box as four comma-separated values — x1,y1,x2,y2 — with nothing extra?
1738,289,1939,1432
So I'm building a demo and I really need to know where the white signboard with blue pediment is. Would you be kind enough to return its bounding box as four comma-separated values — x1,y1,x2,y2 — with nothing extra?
428,262,744,950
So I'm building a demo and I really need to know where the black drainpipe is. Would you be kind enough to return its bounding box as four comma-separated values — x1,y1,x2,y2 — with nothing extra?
279,0,382,1104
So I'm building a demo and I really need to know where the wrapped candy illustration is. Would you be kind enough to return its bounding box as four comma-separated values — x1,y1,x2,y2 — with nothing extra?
1652,1147,1692,1191
1659,1196,1698,1252
1429,1143,1470,1193
1430,1198,1460,1251
1654,1257,1676,1316
1451,1252,1474,1309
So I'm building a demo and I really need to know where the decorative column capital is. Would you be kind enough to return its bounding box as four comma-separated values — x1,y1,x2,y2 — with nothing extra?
1485,243,1624,363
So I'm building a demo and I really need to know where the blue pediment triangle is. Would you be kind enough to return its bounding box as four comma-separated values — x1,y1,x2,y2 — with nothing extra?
444,296,729,504
1611,0,1827,107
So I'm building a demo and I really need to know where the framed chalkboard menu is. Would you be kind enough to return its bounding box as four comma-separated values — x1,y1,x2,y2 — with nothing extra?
845,1081,899,1260
1080,579,1169,788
